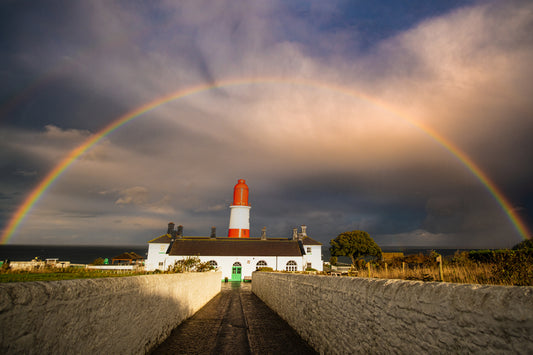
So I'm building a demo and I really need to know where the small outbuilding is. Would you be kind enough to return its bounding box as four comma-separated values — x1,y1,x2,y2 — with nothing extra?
111,252,145,265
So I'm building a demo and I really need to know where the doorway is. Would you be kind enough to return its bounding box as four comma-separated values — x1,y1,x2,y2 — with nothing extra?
231,262,242,281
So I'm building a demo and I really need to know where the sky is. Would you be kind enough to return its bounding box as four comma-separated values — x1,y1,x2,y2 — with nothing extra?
1,0,532,248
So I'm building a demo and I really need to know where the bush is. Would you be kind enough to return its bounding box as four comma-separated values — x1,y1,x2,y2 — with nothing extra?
491,249,533,286
256,267,274,272
513,239,533,251
91,257,105,265
170,256,215,273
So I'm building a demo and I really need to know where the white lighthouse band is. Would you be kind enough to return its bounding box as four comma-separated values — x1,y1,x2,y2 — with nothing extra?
228,205,251,238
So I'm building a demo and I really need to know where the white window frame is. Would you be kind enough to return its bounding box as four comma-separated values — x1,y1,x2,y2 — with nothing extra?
256,260,268,270
286,260,297,272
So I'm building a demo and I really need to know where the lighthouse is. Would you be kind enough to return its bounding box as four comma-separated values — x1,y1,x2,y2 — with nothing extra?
228,179,251,238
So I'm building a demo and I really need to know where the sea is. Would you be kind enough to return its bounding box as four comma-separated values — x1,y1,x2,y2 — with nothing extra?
0,244,471,265
0,245,148,265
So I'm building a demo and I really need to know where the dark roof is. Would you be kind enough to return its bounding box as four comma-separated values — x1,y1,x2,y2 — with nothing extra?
148,234,172,243
302,236,322,245
168,238,303,257
112,252,144,260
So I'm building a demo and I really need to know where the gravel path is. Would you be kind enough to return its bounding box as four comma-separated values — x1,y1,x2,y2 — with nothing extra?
151,282,316,354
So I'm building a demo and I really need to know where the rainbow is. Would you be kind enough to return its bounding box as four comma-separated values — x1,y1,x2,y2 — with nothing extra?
1,78,530,244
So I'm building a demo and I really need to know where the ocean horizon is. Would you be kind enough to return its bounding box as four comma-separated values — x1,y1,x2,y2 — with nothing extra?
0,244,148,265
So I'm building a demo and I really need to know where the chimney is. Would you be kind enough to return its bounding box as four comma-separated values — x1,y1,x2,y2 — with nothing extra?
261,227,267,240
177,225,184,238
167,222,175,235
211,227,216,238
300,225,307,238
292,228,298,240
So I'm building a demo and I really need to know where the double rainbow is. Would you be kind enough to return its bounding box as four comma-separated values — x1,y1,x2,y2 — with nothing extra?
1,78,530,244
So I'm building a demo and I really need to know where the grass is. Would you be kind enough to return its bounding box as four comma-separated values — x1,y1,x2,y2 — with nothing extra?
338,250,533,286
357,263,499,285
0,268,152,283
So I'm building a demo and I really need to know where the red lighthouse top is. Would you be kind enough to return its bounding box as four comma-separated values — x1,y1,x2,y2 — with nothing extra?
232,179,249,206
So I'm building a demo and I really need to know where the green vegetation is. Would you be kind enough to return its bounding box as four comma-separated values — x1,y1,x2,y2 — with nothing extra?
91,257,106,265
349,247,533,286
256,267,274,272
512,239,533,250
0,268,151,283
329,230,382,267
0,256,216,283
170,256,215,273
327,238,533,286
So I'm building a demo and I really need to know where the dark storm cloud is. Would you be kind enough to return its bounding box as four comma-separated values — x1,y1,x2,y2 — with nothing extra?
0,0,531,247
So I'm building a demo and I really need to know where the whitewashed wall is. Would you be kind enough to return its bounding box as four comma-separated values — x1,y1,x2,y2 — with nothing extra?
145,242,170,270
302,244,323,271
252,272,533,354
0,272,221,354
168,255,304,280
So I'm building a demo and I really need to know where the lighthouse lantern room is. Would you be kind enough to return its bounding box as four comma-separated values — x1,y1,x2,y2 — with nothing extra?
228,179,251,238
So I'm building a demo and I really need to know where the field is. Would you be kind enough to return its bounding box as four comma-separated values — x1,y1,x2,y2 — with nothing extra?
341,249,533,286
0,268,152,283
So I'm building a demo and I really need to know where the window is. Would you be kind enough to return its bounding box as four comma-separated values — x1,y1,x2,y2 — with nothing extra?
233,262,242,266
286,260,297,271
256,260,268,270
307,262,312,269
158,262,164,267
306,247,312,255
208,260,218,268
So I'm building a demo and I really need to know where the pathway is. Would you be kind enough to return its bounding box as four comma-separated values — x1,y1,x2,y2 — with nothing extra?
151,282,317,354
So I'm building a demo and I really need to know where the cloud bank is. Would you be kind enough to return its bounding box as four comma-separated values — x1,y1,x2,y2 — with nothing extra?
0,0,531,247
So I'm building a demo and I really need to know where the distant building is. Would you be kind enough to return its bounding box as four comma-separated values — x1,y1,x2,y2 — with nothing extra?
111,252,144,265
144,179,323,280
145,224,323,280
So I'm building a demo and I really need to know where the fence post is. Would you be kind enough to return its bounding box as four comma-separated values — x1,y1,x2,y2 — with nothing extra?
384,262,388,277
366,262,371,278
402,262,405,275
436,255,444,282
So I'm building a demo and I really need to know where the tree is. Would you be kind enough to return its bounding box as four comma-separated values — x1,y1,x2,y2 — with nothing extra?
329,230,382,266
512,239,533,250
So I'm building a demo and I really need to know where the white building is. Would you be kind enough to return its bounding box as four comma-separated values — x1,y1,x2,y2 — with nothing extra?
145,224,323,281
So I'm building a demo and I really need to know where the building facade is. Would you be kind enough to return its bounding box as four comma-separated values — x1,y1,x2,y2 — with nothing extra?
145,225,323,280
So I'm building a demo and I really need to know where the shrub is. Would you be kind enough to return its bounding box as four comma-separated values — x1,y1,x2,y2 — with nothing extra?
91,257,105,265
513,239,533,251
171,256,215,273
491,249,533,286
256,267,274,272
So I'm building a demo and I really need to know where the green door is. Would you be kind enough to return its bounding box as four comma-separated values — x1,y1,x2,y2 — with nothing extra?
231,264,242,281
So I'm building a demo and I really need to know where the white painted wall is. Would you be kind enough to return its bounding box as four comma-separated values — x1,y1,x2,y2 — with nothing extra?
145,243,170,270
146,240,323,277
252,273,533,354
302,244,323,271
0,272,221,354
164,255,305,280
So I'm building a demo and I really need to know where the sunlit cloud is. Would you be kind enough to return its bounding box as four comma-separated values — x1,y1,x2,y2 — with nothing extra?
0,1,531,247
